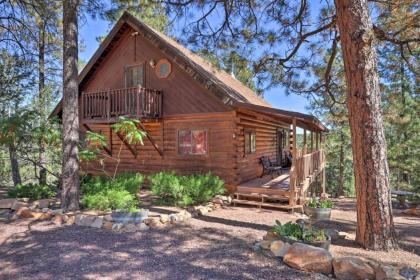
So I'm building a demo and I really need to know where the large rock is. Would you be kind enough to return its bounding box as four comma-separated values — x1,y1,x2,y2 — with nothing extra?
160,214,170,224
75,214,103,228
121,223,137,233
260,240,272,250
197,207,208,216
376,264,405,280
102,221,114,230
333,257,375,280
283,243,333,274
11,201,29,210
270,240,291,257
263,231,279,242
0,198,17,209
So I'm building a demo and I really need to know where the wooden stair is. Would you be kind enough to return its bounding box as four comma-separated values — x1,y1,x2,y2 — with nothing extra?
232,191,303,212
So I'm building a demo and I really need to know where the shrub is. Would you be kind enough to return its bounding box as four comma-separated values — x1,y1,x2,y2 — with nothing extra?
149,171,225,206
80,172,143,211
272,221,328,242
8,183,56,200
81,172,144,195
307,197,333,208
82,189,138,211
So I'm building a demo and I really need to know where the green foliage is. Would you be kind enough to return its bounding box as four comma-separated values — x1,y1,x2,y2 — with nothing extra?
81,172,143,211
111,117,146,145
8,183,56,200
81,172,144,195
307,198,333,208
82,189,138,211
272,221,328,242
149,171,225,206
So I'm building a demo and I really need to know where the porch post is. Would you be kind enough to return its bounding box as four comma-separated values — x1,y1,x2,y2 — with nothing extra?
316,131,319,150
289,118,297,207
310,130,314,152
303,128,307,154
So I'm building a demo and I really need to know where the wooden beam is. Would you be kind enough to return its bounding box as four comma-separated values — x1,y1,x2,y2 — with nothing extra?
303,128,307,154
310,130,314,152
116,132,138,158
316,131,319,150
138,122,163,157
289,118,297,206
83,124,112,156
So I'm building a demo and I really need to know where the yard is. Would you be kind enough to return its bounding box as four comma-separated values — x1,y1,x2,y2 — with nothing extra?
1,198,419,280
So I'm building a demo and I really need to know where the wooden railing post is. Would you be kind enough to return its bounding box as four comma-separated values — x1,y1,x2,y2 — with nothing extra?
289,118,297,207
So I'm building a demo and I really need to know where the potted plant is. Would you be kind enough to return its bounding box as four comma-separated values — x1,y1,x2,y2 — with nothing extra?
304,197,333,221
272,221,331,250
111,208,149,224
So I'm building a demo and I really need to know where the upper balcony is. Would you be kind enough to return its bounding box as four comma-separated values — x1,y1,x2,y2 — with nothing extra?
81,87,162,123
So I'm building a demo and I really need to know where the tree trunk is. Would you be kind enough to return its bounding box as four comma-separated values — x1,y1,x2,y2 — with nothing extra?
337,132,345,197
38,19,47,185
334,0,398,250
9,142,21,186
61,0,80,211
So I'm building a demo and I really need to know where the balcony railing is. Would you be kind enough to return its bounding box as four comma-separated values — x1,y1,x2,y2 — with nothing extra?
81,87,162,123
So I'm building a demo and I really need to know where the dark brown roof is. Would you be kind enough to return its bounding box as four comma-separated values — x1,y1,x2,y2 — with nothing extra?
51,12,326,132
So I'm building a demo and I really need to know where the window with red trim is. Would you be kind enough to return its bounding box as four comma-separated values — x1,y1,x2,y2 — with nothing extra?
178,129,207,155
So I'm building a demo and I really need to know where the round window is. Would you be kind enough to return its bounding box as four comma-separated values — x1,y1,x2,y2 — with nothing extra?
156,59,172,78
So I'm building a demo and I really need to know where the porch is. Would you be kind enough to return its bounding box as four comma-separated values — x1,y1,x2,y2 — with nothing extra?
81,87,163,123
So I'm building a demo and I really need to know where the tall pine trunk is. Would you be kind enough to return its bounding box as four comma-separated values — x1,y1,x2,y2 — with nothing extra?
61,0,80,210
9,142,21,186
334,0,398,250
337,132,345,197
38,19,47,185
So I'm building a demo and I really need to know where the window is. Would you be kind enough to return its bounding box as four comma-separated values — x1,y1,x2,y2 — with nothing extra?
155,58,172,78
244,130,256,154
125,64,144,88
178,129,207,155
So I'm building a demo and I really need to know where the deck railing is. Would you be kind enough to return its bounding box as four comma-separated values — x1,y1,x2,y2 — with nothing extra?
82,87,162,122
289,149,325,205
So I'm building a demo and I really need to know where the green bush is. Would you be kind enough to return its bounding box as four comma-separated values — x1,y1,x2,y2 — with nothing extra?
8,183,56,200
82,189,138,211
81,172,144,195
307,197,333,208
80,172,143,211
272,221,328,242
149,171,225,206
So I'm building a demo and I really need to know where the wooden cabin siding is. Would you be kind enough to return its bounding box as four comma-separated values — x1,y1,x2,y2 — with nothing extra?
81,112,237,185
80,27,228,116
234,111,290,185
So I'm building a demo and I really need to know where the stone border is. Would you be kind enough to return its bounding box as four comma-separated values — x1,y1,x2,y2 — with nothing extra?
0,195,232,233
253,229,418,280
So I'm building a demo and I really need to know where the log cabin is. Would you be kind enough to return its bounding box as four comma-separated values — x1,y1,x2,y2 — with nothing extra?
51,12,328,211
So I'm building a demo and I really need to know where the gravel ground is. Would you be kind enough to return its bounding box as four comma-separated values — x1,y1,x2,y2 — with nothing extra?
0,198,418,280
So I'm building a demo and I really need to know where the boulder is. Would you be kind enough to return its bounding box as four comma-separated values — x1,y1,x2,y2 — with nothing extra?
283,243,333,274
53,214,64,225
66,215,76,225
197,207,208,216
146,217,162,228
160,214,170,224
112,223,124,231
50,209,64,215
270,240,291,257
16,207,34,218
0,198,17,209
212,198,224,205
90,216,103,228
33,199,51,209
103,214,113,222
168,214,178,223
263,231,279,242
333,257,375,280
376,264,405,280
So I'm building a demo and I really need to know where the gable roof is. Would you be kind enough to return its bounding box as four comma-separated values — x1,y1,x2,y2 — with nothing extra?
51,12,327,132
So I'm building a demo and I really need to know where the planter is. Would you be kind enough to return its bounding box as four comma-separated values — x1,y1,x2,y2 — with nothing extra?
304,206,332,221
279,234,331,251
111,209,149,224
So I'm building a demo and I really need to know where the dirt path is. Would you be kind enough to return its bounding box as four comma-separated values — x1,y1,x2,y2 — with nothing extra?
0,198,418,279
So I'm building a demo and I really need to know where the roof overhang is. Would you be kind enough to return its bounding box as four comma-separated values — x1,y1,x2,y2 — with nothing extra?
234,102,328,132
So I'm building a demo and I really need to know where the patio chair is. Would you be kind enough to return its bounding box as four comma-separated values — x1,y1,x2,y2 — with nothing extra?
260,156,286,178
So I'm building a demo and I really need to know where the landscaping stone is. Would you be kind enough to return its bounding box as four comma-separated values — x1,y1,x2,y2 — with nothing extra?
16,207,33,218
263,231,279,242
333,257,376,280
11,201,29,211
160,214,170,224
283,243,333,274
270,240,291,257
137,223,150,231
112,223,124,231
212,198,224,205
75,214,103,228
0,198,17,209
146,217,162,228
53,214,64,225
102,221,114,230
122,223,137,233
37,199,51,209
399,267,418,280
66,215,76,225
103,214,113,222
197,207,208,216
168,214,178,223
376,264,405,280
260,240,272,250
50,209,64,215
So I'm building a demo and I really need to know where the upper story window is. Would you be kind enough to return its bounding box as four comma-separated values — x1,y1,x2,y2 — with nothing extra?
244,130,256,154
156,58,172,79
125,64,144,88
178,129,207,155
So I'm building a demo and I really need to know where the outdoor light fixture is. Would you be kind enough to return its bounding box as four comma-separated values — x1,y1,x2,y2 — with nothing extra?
149,59,156,68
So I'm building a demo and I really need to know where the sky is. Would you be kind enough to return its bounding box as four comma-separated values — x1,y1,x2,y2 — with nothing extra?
78,13,311,114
